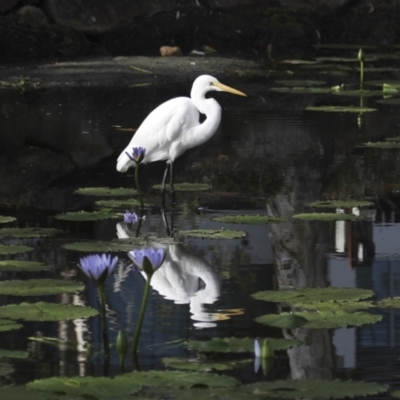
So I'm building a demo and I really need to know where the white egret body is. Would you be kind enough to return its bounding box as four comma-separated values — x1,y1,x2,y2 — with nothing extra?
116,75,246,173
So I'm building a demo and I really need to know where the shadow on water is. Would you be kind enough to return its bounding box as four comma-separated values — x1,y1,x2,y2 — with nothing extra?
2,76,400,393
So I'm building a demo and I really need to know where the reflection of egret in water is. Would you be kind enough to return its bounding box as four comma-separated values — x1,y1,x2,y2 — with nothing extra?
116,222,229,328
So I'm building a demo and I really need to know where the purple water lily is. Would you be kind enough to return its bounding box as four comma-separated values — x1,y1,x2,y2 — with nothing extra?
125,147,146,164
79,254,118,283
124,210,138,224
128,247,166,276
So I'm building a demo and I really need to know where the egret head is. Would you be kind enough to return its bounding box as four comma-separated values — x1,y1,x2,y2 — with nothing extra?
191,75,246,98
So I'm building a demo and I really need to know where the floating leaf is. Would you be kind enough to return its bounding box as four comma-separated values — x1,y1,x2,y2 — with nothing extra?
377,297,400,308
162,357,251,372
0,319,22,332
332,90,383,97
178,229,246,239
306,106,377,112
362,141,400,148
0,260,51,272
0,244,33,255
153,183,211,192
63,239,146,252
316,56,377,62
256,310,381,329
0,279,83,296
279,59,319,64
292,213,362,221
0,386,56,400
255,314,308,329
55,209,120,221
270,87,332,94
212,215,286,224
0,349,29,359
95,198,143,208
294,300,374,312
307,200,373,208
0,302,98,321
252,287,374,304
234,380,389,399
74,187,138,196
0,227,60,238
184,337,300,353
0,362,13,376
0,216,16,224
275,79,326,87
27,371,238,396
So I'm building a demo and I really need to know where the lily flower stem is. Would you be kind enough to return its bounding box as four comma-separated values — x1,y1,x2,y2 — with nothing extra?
135,216,143,238
135,164,144,210
97,283,110,364
360,60,364,91
131,274,153,359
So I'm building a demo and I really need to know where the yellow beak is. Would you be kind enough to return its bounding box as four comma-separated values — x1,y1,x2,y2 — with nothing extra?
214,82,247,97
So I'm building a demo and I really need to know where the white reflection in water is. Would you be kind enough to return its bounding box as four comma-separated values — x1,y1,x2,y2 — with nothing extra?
116,222,223,328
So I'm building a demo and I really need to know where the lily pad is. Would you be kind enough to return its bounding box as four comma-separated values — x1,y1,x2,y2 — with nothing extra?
0,319,22,332
0,216,16,224
0,279,84,296
162,357,251,372
252,287,374,304
152,183,211,192
177,229,246,239
0,260,52,272
0,387,58,400
255,314,308,329
306,106,377,112
270,87,332,94
95,198,143,208
184,337,300,353
0,302,98,321
235,380,389,399
0,227,60,238
377,98,400,105
0,244,33,255
0,362,13,376
274,79,326,86
212,215,286,224
27,371,238,396
55,209,120,221
0,349,29,359
377,297,400,308
307,200,373,208
74,187,138,196
292,213,362,221
362,141,400,148
256,310,382,329
332,90,383,97
316,56,377,62
63,239,146,252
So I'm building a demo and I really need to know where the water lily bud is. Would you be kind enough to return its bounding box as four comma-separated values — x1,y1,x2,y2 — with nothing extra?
358,49,364,63
116,330,128,358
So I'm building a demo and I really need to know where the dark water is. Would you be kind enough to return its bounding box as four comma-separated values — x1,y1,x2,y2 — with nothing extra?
1,78,400,392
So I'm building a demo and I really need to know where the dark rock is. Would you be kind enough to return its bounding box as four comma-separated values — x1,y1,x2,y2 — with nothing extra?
17,5,49,28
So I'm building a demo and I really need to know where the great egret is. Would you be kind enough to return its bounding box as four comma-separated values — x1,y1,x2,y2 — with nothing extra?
116,74,246,203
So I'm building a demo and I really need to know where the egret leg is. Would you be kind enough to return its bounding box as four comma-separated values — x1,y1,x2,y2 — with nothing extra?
161,162,169,209
169,161,176,207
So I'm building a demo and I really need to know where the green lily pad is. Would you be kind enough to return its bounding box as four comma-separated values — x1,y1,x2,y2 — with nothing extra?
55,209,120,221
385,136,400,141
392,390,400,398
184,337,300,353
292,212,362,221
0,362,13,376
377,297,400,308
162,357,251,372
377,98,400,105
74,187,138,196
256,310,382,329
332,90,383,97
63,238,146,252
306,106,377,112
362,141,400,148
0,227,60,238
0,260,51,272
152,183,211,192
279,59,319,65
0,244,34,255
293,300,374,312
0,386,57,400
316,56,377,62
212,215,286,224
0,279,83,296
95,198,143,208
178,229,246,239
0,319,22,332
275,80,326,86
270,87,332,94
235,380,389,399
0,302,98,321
27,371,238,397
0,216,16,224
0,349,29,359
307,200,373,208
252,287,374,304
255,314,308,329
